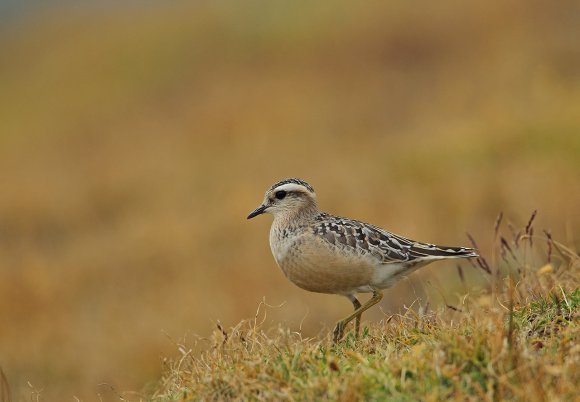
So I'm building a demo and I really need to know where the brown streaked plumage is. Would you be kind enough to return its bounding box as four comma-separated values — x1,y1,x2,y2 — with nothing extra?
247,178,478,343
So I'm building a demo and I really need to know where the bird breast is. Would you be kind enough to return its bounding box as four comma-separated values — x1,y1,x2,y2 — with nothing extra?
269,226,296,264
269,226,377,294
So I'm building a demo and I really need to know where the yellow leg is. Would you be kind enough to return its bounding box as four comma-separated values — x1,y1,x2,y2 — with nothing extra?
348,295,362,338
333,289,383,343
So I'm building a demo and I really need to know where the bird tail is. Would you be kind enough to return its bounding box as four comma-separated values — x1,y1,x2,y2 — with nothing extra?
409,243,479,260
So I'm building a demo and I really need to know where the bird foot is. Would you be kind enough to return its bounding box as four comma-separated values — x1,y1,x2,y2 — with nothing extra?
332,321,345,343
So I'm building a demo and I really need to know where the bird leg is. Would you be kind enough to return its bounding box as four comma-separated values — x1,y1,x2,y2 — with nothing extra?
333,289,383,343
348,295,362,338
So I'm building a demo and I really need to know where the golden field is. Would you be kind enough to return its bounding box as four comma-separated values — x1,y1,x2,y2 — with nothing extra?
0,1,579,399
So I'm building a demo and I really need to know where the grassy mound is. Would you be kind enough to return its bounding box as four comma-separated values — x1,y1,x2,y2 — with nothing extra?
151,216,579,401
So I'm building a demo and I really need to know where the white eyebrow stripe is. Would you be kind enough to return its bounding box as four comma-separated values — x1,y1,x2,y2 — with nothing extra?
273,183,311,193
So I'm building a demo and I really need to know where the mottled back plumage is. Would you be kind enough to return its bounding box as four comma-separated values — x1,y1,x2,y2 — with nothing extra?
311,212,477,264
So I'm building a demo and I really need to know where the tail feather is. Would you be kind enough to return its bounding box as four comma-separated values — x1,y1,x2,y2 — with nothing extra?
409,243,479,259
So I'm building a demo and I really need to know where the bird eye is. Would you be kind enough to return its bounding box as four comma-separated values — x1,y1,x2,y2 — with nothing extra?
275,190,287,200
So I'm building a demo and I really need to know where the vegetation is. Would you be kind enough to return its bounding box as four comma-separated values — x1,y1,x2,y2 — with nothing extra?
152,216,579,401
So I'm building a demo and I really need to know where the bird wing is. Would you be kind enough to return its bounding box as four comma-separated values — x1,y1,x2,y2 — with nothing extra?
311,213,478,264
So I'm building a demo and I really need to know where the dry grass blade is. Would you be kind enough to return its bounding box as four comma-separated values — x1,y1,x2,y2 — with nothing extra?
0,368,11,402
466,232,479,250
543,230,553,263
525,210,537,235
500,236,516,260
456,264,465,285
446,304,463,312
525,211,538,247
466,232,491,274
551,239,579,264
494,212,504,236
476,256,492,275
216,321,229,346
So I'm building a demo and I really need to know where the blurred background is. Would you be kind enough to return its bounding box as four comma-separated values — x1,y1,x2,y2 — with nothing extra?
0,0,579,399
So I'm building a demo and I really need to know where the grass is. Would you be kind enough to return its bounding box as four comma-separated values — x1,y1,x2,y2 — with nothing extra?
150,216,579,401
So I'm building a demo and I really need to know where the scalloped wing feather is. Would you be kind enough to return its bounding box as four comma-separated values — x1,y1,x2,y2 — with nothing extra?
311,213,478,264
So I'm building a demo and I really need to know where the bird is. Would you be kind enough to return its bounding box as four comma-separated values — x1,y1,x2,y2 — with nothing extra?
247,178,478,343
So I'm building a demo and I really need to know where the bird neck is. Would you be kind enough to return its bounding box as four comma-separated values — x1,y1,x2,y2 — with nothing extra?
272,204,319,229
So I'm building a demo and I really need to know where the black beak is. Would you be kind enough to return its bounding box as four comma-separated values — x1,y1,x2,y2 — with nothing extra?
247,204,267,219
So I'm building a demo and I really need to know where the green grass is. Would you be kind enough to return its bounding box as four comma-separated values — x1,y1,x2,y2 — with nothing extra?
151,218,579,401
